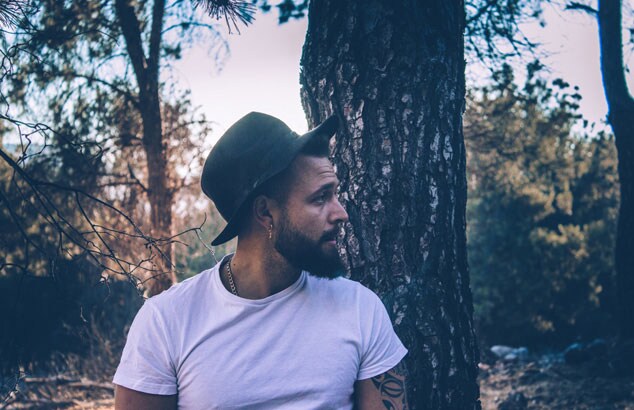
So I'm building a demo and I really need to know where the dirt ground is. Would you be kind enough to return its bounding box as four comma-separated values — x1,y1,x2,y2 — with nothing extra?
3,356,634,409
1,375,114,409
479,357,634,410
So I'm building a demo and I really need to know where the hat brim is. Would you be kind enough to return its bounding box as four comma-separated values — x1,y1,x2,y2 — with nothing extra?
210,115,339,246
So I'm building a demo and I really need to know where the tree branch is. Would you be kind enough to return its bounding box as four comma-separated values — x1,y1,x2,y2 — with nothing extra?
148,0,166,79
114,0,148,92
598,0,633,111
48,70,140,108
0,144,172,281
565,2,598,15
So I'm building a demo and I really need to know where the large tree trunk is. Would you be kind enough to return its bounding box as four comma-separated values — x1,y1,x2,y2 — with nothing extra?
598,0,634,339
300,1,480,408
115,0,176,295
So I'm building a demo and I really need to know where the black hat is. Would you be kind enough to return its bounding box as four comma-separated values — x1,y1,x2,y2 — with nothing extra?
201,112,339,246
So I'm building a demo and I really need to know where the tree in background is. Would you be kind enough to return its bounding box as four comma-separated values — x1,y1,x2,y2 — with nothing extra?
1,0,252,295
465,63,619,347
593,0,634,340
467,0,634,341
300,1,480,408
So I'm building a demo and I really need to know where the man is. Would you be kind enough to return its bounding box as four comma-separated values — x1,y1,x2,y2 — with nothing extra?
113,112,408,409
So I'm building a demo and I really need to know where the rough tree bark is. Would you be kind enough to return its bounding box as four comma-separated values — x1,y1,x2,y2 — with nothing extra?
115,0,176,295
300,1,480,408
597,0,634,339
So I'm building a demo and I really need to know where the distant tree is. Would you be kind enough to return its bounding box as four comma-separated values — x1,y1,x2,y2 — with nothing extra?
464,0,634,341
465,63,619,346
301,1,480,408
1,0,252,295
593,0,634,340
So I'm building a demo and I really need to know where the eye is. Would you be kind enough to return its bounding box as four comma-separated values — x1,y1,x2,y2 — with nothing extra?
314,191,330,204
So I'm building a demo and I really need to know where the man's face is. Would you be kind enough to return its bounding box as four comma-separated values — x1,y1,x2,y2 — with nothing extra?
272,155,349,278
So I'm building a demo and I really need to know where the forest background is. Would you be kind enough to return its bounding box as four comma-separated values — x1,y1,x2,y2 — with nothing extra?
0,0,632,408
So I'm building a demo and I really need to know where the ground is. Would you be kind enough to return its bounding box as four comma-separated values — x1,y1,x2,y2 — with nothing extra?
479,355,634,409
3,355,634,409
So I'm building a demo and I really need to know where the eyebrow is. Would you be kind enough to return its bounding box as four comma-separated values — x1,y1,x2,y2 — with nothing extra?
310,181,339,196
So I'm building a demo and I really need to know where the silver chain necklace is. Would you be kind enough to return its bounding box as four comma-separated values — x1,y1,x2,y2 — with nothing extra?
225,259,238,296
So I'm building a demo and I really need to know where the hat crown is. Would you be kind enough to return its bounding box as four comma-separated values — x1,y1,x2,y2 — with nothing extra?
202,112,293,218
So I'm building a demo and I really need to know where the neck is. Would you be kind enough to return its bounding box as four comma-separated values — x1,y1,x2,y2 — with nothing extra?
222,235,301,299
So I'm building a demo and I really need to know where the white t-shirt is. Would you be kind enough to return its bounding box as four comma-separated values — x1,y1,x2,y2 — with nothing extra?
113,255,407,409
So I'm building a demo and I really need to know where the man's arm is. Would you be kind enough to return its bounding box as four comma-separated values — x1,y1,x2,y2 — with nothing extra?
354,361,408,410
114,385,177,410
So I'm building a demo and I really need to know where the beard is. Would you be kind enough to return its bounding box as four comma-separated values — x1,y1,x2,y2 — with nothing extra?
273,212,345,279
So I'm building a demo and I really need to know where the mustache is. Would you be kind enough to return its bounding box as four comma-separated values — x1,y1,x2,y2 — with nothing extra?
320,229,339,242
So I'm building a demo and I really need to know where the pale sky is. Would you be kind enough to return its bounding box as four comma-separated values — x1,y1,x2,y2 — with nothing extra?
175,5,634,145
174,10,310,143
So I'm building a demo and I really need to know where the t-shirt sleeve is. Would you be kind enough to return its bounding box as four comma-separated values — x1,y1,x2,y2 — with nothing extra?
357,289,408,380
112,300,177,395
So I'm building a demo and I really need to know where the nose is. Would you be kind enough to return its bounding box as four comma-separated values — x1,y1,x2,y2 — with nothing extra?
330,196,349,224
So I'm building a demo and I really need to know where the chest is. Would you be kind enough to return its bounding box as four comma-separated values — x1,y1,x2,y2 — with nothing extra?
174,298,361,409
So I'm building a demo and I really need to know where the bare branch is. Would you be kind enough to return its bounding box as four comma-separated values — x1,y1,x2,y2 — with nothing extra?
565,1,598,15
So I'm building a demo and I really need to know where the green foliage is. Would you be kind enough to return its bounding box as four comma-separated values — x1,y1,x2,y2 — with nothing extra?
466,63,619,347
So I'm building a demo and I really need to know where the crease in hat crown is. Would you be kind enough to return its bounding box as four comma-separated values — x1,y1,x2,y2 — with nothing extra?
201,111,339,246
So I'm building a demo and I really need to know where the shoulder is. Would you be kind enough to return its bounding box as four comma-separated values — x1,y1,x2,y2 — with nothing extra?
146,267,216,316
129,267,218,352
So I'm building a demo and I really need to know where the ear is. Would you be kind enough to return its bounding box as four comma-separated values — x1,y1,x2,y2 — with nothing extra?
252,194,279,230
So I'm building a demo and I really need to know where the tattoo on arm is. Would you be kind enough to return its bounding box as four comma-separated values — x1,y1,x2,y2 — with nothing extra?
370,361,408,410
